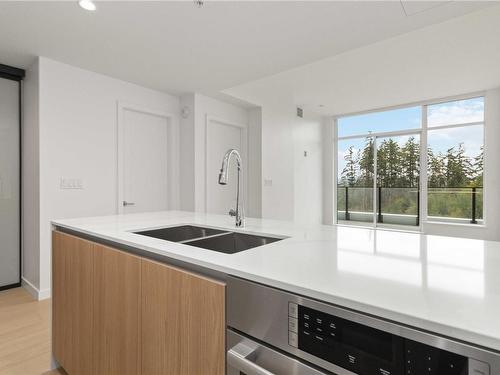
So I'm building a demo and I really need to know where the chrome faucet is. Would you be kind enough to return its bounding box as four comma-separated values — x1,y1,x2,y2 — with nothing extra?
218,149,244,227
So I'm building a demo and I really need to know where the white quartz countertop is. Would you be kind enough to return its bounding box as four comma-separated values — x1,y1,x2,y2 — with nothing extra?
52,211,500,352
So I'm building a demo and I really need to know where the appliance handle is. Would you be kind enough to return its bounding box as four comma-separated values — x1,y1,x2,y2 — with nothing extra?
227,330,330,375
227,346,276,375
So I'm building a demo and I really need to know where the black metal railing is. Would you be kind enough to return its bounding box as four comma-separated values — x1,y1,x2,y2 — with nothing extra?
337,186,483,225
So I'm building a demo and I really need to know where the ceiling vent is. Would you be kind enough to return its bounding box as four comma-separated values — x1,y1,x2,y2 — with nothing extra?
296,107,303,118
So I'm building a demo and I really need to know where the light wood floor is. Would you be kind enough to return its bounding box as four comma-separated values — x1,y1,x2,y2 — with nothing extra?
0,287,65,375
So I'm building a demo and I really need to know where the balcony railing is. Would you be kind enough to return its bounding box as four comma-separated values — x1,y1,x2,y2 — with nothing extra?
337,186,483,226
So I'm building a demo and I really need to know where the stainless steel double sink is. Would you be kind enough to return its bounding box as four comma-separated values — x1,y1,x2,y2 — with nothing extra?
134,225,284,254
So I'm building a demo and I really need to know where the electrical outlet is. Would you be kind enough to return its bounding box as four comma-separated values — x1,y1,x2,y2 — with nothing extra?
264,179,273,187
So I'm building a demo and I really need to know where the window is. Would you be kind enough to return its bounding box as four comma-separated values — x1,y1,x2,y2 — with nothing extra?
337,106,421,137
428,97,484,127
426,98,484,224
335,96,484,228
337,137,374,224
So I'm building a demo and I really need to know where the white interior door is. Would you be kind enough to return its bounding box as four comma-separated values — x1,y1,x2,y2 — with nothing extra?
119,105,170,214
206,117,247,215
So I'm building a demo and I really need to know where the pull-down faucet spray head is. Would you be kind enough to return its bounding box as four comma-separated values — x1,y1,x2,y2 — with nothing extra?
218,149,241,185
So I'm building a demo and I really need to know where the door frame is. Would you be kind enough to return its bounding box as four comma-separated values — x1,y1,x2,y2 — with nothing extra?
204,114,248,214
0,63,24,291
334,125,422,231
116,101,177,214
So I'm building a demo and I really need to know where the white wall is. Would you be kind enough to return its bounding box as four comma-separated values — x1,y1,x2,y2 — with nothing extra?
225,6,500,239
224,82,296,221
247,107,262,218
179,94,195,211
24,57,180,298
192,94,250,213
293,111,323,226
259,91,297,221
22,58,40,296
178,93,261,216
225,81,324,222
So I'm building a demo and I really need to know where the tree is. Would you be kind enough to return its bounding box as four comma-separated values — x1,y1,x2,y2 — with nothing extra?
341,146,358,187
377,139,401,187
445,144,469,187
427,148,447,188
471,146,484,186
338,135,483,222
401,137,420,187
358,137,374,187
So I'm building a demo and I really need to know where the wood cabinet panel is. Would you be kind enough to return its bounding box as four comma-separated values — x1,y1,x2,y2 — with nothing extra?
93,244,141,375
53,230,227,375
141,259,226,375
52,231,94,375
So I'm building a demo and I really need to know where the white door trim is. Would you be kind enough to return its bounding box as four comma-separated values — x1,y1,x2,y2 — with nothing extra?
205,114,248,214
117,101,177,214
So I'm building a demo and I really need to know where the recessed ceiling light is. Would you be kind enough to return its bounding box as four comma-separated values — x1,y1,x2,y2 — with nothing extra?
78,0,96,11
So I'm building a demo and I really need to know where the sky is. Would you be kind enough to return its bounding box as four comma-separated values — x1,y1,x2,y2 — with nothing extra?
337,97,484,179
338,106,421,137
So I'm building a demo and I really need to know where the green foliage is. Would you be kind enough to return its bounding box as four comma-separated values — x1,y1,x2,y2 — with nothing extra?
358,137,374,186
338,136,484,221
340,146,358,186
401,137,420,188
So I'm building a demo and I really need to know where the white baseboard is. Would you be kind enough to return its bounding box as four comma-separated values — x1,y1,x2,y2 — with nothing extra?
38,287,51,300
22,277,51,300
21,277,38,299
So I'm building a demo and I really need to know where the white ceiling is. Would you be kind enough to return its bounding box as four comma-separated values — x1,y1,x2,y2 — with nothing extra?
0,1,494,96
225,4,500,116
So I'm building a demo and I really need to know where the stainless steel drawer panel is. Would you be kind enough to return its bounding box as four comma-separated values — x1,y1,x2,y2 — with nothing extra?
227,329,331,375
227,276,499,375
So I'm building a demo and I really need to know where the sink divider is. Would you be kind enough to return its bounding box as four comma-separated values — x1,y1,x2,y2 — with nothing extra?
178,231,233,244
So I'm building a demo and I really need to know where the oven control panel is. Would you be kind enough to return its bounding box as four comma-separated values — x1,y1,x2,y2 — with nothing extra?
288,303,476,375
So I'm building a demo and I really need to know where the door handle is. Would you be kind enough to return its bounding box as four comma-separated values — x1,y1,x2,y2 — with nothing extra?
123,201,135,207
227,347,275,375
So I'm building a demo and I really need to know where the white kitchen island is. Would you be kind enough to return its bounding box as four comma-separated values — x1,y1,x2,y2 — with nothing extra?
52,210,500,354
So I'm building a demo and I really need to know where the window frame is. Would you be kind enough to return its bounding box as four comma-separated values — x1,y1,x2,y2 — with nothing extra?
333,91,486,230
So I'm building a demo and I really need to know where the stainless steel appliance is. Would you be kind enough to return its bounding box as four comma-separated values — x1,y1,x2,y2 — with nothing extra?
227,276,500,375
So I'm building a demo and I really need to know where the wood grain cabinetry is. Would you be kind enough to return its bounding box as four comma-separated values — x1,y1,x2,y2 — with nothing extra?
141,259,226,375
93,244,141,375
52,230,226,375
52,231,94,375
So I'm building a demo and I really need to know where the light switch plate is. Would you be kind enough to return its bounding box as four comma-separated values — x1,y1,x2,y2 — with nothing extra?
60,178,83,189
